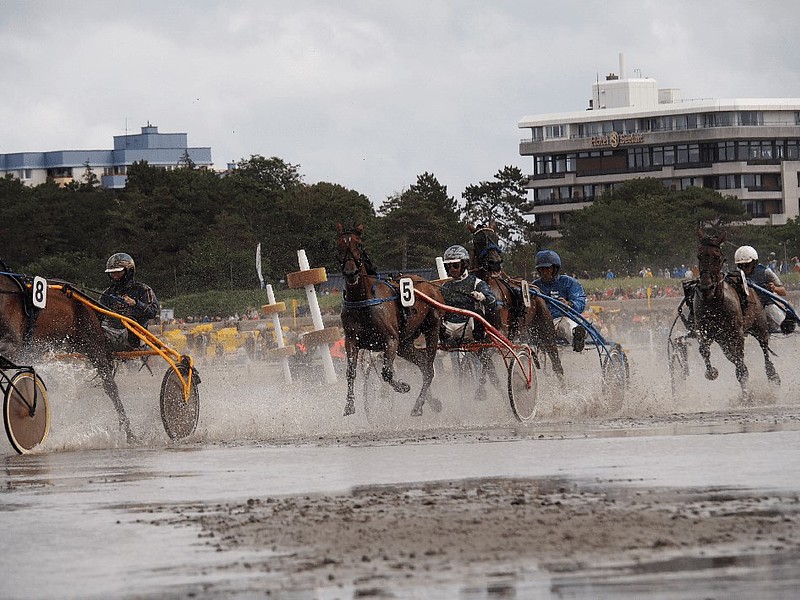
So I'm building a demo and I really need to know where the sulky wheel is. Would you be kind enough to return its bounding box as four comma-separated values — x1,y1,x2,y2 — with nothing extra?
160,364,200,440
601,346,628,411
507,349,538,422
4,371,50,454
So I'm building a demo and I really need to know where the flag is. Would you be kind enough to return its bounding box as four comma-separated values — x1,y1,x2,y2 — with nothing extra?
256,243,264,289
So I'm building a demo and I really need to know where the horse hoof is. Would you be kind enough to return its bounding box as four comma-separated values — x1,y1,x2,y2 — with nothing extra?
705,368,719,381
344,400,355,416
126,430,139,444
410,406,423,417
474,385,486,402
393,382,411,394
429,397,443,413
770,374,781,385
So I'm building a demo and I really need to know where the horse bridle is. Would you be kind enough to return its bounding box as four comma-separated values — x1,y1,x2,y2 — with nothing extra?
697,237,726,291
338,232,373,285
473,227,503,268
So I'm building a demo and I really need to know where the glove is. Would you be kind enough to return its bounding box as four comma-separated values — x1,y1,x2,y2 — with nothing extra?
471,291,486,302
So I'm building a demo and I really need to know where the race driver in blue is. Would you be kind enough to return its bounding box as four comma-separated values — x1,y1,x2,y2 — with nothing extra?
532,250,587,352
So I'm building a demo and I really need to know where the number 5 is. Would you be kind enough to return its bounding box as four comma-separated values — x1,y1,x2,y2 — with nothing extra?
399,277,415,307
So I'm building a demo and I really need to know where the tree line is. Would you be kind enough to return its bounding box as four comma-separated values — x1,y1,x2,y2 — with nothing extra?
3,157,800,303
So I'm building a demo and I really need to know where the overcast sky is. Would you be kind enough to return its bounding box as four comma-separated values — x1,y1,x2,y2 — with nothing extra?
2,1,798,207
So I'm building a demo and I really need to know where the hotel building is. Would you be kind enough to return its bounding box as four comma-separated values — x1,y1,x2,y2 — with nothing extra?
0,124,212,189
518,58,800,236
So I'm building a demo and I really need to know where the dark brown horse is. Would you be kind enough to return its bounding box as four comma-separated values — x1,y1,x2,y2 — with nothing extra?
468,222,564,379
693,229,779,398
337,223,445,416
0,269,136,441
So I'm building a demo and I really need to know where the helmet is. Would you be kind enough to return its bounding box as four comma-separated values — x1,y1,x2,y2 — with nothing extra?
535,250,561,269
105,252,136,274
734,245,758,265
443,245,470,264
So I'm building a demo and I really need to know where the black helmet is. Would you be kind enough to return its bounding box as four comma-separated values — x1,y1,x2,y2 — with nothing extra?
105,253,136,277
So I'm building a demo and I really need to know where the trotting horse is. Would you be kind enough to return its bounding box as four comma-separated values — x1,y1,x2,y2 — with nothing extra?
0,267,136,441
468,222,564,380
693,229,780,399
337,223,445,417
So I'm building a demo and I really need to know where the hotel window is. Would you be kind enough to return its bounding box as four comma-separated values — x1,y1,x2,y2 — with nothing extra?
628,147,651,168
718,141,736,161
531,127,543,141
545,124,566,139
663,145,675,165
742,174,762,190
786,140,800,159
739,111,763,126
535,188,553,203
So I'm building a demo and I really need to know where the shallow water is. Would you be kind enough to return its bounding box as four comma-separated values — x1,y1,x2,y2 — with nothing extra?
1,331,799,598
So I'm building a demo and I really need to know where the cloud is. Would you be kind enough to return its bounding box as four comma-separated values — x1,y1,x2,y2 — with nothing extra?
2,0,799,206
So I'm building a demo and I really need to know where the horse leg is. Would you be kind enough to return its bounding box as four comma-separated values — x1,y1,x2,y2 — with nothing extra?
97,363,136,443
381,338,411,394
697,336,719,381
719,339,750,401
758,336,781,385
531,303,564,381
344,342,359,416
400,333,440,416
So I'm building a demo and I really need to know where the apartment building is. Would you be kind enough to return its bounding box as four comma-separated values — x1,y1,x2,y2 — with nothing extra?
0,124,213,189
518,59,800,236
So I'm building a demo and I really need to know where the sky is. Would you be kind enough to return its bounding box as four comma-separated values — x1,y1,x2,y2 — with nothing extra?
2,1,799,208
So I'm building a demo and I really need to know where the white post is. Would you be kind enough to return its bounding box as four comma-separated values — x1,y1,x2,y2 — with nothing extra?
435,256,447,279
297,250,337,384
266,284,292,384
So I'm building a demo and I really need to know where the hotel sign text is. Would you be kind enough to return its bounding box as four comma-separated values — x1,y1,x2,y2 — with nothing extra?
590,131,644,148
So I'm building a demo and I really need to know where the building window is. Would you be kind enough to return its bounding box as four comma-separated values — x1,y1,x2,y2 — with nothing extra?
739,111,763,126
19,169,32,180
545,124,566,139
719,141,736,161
628,147,651,169
786,140,799,160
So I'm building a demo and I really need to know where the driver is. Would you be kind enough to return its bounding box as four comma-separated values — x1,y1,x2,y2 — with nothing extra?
439,245,498,344
99,253,160,351
532,250,587,352
734,245,795,334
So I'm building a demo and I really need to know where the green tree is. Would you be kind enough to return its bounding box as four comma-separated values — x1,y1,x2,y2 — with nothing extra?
559,179,748,276
462,166,534,244
373,172,463,270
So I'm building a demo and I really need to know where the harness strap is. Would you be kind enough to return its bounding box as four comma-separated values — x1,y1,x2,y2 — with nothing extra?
342,277,399,309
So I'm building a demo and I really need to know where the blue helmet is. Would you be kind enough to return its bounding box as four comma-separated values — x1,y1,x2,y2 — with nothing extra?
535,250,561,269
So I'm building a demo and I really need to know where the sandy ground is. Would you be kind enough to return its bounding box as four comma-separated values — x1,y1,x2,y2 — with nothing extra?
138,418,800,596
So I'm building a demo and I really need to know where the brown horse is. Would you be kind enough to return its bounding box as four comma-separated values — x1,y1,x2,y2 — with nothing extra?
693,229,779,398
0,269,136,441
468,222,564,379
337,223,445,416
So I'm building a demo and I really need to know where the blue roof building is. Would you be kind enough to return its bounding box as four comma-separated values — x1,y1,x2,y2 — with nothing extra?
0,124,213,189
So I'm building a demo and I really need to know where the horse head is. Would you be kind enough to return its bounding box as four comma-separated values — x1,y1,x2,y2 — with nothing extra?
696,228,726,292
336,223,368,285
468,221,503,273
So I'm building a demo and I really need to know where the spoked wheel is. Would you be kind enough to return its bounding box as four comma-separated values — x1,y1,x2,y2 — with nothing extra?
160,364,200,440
668,336,690,396
601,346,628,411
507,349,538,422
4,371,50,454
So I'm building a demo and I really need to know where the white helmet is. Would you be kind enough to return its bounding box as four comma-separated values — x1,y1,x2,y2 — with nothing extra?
443,245,469,263
734,245,758,265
